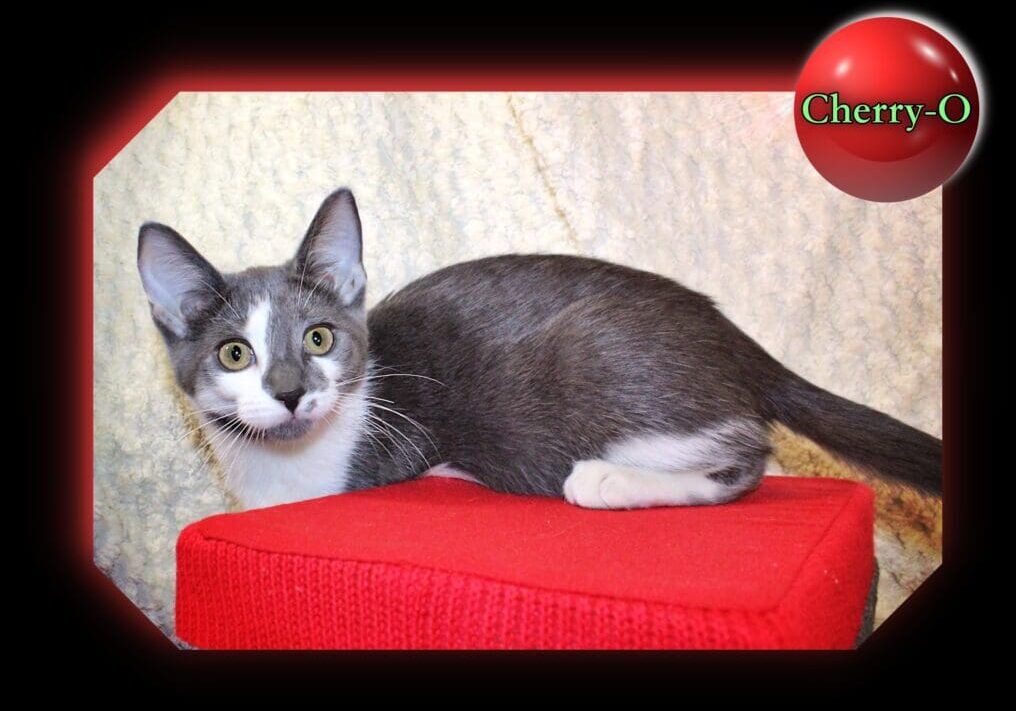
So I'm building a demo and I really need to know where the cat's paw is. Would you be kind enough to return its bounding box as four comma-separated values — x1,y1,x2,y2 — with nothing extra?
563,460,644,509
563,460,610,508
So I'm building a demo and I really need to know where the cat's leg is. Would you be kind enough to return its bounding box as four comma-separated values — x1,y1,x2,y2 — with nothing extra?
562,420,769,509
563,458,765,509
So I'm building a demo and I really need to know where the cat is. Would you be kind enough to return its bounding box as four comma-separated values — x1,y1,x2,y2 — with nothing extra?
137,188,942,510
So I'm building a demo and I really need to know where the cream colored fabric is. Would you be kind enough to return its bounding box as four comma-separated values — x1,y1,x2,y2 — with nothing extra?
93,92,941,639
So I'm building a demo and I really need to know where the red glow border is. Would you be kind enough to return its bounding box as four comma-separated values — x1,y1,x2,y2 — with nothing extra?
79,64,947,647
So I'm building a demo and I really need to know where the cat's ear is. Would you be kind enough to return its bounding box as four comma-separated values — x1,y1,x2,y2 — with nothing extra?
293,188,366,309
137,222,226,339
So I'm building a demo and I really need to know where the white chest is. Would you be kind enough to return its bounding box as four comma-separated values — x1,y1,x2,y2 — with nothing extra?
208,388,368,510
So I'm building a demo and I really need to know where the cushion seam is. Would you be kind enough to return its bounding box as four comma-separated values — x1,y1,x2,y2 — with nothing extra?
771,485,873,629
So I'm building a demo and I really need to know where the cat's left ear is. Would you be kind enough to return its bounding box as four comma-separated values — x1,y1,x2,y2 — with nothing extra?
293,188,367,310
138,222,226,340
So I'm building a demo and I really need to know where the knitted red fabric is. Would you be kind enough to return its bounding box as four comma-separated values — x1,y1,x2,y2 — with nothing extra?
176,476,874,649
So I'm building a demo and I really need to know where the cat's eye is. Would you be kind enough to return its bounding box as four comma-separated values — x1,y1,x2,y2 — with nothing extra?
217,341,253,371
304,325,335,356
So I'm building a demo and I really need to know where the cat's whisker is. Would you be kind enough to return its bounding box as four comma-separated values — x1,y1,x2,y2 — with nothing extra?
332,372,447,389
303,274,329,310
186,405,237,414
220,418,267,474
199,418,247,474
195,415,247,448
296,252,310,306
362,409,430,469
364,413,417,466
219,432,247,479
176,412,237,443
203,416,248,455
224,423,259,480
361,425,396,463
364,402,439,457
327,394,420,467
200,410,277,461
198,279,242,321
370,365,447,387
201,417,244,451
193,428,224,473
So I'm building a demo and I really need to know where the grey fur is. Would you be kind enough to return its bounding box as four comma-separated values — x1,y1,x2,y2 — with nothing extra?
138,188,942,504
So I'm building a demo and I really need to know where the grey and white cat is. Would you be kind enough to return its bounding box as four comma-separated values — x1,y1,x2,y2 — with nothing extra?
138,188,941,510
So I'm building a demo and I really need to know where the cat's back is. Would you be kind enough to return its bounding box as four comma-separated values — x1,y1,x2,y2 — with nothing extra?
369,254,713,344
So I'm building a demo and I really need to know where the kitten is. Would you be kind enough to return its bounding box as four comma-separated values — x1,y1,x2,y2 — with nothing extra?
137,189,942,510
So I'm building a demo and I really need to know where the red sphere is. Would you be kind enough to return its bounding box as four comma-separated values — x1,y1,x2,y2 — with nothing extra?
795,17,979,202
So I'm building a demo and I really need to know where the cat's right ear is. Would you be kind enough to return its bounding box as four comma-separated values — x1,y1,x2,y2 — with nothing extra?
292,188,367,310
137,223,226,339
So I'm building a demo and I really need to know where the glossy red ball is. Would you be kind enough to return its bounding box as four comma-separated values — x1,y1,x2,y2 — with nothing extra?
795,17,978,202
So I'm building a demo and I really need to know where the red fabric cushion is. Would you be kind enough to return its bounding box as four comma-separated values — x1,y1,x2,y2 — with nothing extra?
176,476,874,649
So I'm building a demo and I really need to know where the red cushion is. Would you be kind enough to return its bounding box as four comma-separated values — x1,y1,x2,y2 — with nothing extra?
176,476,874,649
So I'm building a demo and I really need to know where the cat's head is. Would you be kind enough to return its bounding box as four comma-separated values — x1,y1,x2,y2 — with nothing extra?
137,188,369,442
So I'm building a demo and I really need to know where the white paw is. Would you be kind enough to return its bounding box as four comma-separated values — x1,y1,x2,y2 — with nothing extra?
563,460,644,510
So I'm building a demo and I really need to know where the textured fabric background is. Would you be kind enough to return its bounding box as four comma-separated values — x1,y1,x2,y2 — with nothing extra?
93,92,942,641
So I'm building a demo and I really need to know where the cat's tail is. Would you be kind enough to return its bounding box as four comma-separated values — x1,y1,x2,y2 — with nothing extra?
760,367,942,496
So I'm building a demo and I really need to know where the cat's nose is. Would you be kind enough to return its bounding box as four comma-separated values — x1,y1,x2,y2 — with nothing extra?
275,389,305,413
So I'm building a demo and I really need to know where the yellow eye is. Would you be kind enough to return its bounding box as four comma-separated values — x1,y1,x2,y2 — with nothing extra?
217,341,253,371
304,326,334,355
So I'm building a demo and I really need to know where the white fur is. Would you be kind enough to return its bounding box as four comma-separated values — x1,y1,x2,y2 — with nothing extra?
563,420,762,509
602,420,760,472
423,463,482,484
245,298,272,372
194,297,292,431
563,459,725,509
214,382,369,509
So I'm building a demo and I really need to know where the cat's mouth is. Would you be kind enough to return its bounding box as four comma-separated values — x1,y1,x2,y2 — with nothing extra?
210,414,315,443
260,417,315,441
